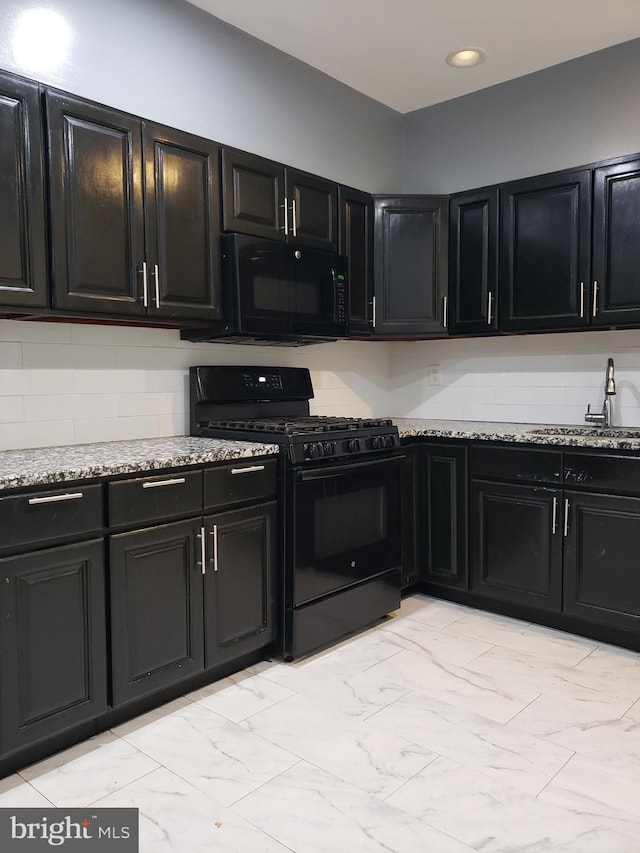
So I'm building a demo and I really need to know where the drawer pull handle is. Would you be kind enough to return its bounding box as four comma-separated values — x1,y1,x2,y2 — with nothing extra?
142,478,186,489
28,493,84,505
196,526,206,575
230,466,265,475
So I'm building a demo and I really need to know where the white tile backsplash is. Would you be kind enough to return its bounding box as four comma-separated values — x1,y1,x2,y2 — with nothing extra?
390,329,640,427
0,321,391,451
3,319,640,451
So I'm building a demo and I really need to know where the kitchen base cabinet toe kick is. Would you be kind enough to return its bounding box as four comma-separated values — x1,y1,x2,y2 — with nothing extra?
0,455,278,778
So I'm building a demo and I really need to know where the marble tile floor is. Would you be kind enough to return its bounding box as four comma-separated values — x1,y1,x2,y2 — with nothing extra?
4,594,640,851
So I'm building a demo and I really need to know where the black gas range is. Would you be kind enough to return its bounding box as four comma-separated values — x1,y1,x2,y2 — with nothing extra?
190,365,402,660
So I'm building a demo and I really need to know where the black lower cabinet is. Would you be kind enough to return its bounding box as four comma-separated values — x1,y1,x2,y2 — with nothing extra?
400,444,421,589
204,502,276,666
109,519,205,706
0,540,106,754
422,442,468,590
563,491,640,631
470,481,562,611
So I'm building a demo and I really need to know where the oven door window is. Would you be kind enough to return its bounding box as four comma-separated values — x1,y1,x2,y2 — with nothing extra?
292,457,402,606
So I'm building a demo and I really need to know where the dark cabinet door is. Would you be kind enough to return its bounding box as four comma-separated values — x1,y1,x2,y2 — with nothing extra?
592,158,640,326
422,442,468,589
563,491,640,631
373,196,449,336
221,148,285,241
470,481,562,611
449,187,499,335
339,186,374,335
287,169,338,251
0,540,106,754
143,124,222,321
46,92,145,315
204,502,276,668
500,170,591,331
109,519,204,706
400,443,421,589
0,71,47,309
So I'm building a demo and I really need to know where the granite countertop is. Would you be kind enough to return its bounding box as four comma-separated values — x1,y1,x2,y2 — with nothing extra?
392,418,640,451
0,437,279,491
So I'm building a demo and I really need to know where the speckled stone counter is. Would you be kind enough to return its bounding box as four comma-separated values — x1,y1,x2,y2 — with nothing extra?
392,418,640,451
0,437,279,491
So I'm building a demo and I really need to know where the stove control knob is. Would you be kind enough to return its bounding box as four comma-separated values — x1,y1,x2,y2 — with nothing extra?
369,436,382,451
304,443,322,459
322,441,336,456
346,438,361,453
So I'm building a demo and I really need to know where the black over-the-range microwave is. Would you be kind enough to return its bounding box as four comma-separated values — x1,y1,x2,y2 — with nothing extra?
181,233,348,345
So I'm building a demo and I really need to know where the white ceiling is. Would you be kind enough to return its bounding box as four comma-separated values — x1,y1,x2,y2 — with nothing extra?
185,0,640,113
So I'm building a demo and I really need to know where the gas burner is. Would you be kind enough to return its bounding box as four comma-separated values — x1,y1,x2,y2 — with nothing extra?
206,416,394,436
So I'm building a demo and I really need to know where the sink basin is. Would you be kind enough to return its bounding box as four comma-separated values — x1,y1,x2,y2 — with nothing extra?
527,426,640,439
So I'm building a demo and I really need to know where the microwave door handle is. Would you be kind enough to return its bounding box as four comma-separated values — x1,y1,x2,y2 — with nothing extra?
331,268,338,321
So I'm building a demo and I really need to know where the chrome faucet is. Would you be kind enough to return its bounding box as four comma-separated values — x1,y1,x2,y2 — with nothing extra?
585,357,616,428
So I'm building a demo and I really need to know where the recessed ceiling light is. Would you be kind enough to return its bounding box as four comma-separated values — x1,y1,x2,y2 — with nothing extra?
445,47,487,69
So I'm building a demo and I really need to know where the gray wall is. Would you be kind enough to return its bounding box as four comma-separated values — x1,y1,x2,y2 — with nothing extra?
403,39,640,194
0,0,402,193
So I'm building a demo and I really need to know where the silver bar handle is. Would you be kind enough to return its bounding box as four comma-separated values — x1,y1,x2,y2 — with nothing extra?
154,264,160,309
230,465,265,475
372,295,376,328
28,493,83,505
563,498,570,537
592,281,598,317
282,197,288,235
142,477,186,489
212,525,219,572
291,198,297,237
443,295,448,329
140,260,148,308
487,291,493,325
197,526,206,575
580,282,585,318
552,496,558,535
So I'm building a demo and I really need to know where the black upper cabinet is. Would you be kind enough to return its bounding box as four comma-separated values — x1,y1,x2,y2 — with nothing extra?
0,70,47,310
500,169,592,331
47,91,146,316
339,186,374,335
373,195,449,336
286,169,337,251
592,158,640,326
449,187,499,335
47,92,222,321
143,124,221,320
221,148,337,251
221,148,285,241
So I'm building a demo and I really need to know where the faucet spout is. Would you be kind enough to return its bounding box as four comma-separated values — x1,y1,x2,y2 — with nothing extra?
584,357,616,429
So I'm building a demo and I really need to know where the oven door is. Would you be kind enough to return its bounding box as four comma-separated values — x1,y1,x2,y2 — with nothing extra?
290,454,403,606
231,234,346,337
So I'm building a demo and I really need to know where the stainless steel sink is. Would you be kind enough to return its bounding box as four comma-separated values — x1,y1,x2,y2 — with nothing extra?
527,426,640,439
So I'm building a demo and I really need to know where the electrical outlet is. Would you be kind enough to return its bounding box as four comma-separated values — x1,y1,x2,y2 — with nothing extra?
428,364,441,386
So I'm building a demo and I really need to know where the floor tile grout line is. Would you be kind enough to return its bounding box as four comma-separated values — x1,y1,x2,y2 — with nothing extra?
533,748,577,799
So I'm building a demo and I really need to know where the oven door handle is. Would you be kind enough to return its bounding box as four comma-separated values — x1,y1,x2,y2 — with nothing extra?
297,454,404,481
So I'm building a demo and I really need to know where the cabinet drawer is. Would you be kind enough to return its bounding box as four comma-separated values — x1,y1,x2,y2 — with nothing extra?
564,453,640,494
0,484,103,554
108,470,203,528
204,458,277,510
471,445,562,484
